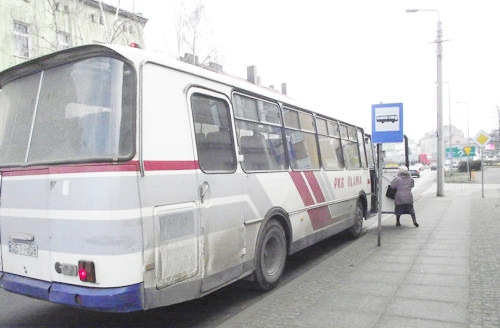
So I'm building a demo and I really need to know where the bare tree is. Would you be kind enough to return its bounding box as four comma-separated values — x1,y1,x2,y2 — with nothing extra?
97,0,128,44
175,0,219,66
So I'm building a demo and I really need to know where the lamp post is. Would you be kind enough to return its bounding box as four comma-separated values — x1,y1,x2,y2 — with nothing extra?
406,8,444,196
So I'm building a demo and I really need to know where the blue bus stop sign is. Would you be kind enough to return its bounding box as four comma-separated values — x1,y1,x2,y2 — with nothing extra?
371,103,403,143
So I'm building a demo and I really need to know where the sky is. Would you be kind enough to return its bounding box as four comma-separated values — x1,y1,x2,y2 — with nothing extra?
110,0,500,142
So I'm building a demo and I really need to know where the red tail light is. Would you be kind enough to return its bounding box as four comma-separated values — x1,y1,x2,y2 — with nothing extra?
78,260,96,283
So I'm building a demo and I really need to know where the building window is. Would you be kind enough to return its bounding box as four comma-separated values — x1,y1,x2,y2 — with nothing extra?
57,32,71,50
13,21,29,58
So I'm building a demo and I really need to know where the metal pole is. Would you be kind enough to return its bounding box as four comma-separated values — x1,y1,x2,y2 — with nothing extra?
466,103,470,181
447,83,453,176
377,144,383,247
467,155,471,181
481,147,485,198
436,18,444,196
406,9,444,195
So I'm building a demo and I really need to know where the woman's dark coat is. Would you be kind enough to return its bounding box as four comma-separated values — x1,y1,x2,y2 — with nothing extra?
390,171,414,205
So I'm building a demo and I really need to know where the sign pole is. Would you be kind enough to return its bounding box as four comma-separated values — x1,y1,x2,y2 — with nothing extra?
377,144,383,246
372,102,404,247
481,148,484,198
473,130,491,198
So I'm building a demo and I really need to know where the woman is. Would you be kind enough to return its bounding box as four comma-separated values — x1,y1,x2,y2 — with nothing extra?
390,166,419,227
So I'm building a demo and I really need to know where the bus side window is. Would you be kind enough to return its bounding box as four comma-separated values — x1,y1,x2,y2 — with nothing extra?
191,93,236,173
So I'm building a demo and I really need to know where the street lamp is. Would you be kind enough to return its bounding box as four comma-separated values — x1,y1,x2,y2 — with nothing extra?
406,8,444,197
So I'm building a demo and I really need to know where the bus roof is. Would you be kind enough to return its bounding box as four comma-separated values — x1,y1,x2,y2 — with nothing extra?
0,44,363,130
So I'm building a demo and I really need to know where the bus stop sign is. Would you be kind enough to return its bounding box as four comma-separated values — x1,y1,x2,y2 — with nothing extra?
371,103,403,143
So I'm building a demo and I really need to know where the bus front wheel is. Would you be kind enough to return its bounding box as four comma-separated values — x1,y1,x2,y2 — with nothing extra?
254,219,287,291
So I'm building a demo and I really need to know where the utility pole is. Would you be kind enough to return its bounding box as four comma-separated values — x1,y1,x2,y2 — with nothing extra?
406,8,444,196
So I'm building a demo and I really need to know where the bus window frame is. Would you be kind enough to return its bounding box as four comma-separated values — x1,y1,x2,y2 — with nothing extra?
232,92,288,173
315,116,345,171
283,106,320,171
190,90,238,174
339,123,362,170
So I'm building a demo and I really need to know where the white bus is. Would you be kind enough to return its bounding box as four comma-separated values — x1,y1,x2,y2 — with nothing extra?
0,44,377,312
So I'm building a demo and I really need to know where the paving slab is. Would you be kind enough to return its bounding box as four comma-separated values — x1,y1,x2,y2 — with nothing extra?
217,184,500,327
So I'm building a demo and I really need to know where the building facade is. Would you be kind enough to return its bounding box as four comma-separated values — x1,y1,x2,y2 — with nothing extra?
419,124,469,161
0,0,147,71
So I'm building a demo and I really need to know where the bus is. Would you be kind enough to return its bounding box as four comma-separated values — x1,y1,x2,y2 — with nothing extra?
375,114,398,124
0,44,377,312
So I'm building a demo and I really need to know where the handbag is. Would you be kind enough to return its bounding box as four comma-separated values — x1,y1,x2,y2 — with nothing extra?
386,185,396,199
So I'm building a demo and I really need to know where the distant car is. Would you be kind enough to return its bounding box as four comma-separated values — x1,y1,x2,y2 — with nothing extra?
430,163,437,171
409,166,420,178
384,163,399,169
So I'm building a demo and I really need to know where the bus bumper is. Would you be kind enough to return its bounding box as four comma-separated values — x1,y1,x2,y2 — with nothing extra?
0,273,144,312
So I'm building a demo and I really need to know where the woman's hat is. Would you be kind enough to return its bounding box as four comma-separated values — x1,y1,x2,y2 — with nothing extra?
399,166,408,172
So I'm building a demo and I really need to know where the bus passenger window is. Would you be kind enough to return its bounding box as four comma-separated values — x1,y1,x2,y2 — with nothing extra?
233,93,286,172
285,130,320,170
191,94,236,172
357,129,368,169
236,120,286,171
342,140,361,169
318,135,344,170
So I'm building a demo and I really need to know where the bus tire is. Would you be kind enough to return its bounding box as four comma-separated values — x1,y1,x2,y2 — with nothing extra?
348,200,364,238
254,219,287,291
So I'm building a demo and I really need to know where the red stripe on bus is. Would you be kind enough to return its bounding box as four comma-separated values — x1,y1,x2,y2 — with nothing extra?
1,163,138,176
143,160,199,171
289,171,314,206
1,160,199,176
308,206,334,230
303,171,326,203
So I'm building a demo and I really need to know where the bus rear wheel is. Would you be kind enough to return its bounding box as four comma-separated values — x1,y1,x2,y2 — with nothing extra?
348,200,364,238
254,219,287,291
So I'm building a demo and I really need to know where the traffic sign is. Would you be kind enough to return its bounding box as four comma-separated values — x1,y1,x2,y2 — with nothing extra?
474,130,491,148
445,146,476,158
371,103,403,143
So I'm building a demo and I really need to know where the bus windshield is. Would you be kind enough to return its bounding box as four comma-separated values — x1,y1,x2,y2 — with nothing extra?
0,56,136,167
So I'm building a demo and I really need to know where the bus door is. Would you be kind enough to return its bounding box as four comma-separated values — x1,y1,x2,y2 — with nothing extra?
142,64,203,290
365,135,378,213
189,89,245,293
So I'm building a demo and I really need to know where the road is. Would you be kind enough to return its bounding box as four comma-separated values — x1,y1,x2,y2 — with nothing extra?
1,168,497,328
0,229,357,328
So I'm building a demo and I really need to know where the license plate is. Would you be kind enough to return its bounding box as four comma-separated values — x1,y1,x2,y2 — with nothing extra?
8,241,38,257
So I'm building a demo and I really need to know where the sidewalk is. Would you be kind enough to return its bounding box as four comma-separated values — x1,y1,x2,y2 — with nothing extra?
218,183,500,328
